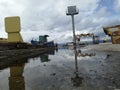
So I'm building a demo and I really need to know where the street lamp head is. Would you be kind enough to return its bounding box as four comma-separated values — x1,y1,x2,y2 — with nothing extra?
66,6,79,15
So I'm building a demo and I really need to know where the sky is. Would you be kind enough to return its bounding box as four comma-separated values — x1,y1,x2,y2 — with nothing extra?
0,0,120,43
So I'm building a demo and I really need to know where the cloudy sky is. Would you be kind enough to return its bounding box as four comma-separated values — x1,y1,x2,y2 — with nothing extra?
0,0,120,43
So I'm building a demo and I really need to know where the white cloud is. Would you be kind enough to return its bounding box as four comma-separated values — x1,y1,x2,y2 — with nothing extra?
0,0,24,17
68,0,99,11
114,0,120,11
0,0,120,43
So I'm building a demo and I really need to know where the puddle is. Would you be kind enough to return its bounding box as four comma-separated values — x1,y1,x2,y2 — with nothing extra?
0,48,120,90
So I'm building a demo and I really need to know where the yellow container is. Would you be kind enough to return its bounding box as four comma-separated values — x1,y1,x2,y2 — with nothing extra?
5,16,23,42
5,16,20,33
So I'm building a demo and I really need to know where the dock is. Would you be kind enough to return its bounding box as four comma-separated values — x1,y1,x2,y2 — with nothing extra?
0,47,56,70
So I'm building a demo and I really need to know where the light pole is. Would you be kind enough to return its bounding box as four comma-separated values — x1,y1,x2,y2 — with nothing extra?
66,6,79,47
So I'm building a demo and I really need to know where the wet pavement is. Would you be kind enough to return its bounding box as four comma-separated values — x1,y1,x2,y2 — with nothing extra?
0,47,120,90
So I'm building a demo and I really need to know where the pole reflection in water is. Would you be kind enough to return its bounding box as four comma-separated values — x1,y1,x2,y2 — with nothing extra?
71,47,96,87
9,63,25,90
71,47,83,87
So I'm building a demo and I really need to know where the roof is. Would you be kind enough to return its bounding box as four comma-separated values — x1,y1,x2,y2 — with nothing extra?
103,25,120,35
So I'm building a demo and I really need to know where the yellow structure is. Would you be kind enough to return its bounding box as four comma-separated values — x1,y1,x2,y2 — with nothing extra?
103,25,120,44
5,16,23,42
9,64,25,90
0,38,7,42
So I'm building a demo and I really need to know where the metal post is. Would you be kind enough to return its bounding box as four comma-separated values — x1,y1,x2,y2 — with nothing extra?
93,35,95,44
66,6,78,47
71,15,76,47
74,48,78,76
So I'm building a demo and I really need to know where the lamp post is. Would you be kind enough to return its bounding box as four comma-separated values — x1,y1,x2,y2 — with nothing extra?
66,6,79,47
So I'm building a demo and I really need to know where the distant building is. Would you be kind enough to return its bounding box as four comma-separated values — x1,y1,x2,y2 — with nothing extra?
103,25,120,44
39,35,49,43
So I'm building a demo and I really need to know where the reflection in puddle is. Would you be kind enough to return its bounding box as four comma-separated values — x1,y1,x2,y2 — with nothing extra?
77,49,96,57
71,47,83,87
40,54,50,62
9,63,25,90
0,48,120,90
40,50,55,62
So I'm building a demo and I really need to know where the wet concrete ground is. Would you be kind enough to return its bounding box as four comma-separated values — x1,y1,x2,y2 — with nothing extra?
0,48,120,90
